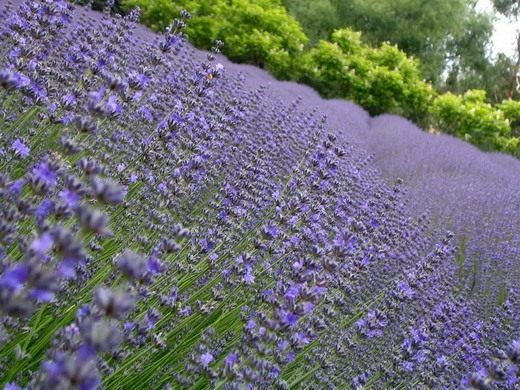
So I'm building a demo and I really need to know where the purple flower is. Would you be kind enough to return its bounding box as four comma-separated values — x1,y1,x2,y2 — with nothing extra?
397,281,414,299
200,352,214,366
77,304,91,320
35,199,54,220
302,302,314,314
29,287,55,302
61,93,77,107
91,177,127,205
32,162,58,188
200,238,214,253
284,284,300,302
294,331,310,345
84,320,123,353
4,383,23,390
41,349,100,389
148,256,163,275
105,94,122,116
116,250,148,281
402,361,415,373
224,353,237,366
124,321,136,333
11,139,30,158
57,260,78,279
262,223,279,239
507,339,520,362
0,264,30,292
59,188,81,207
145,308,161,329
9,179,25,196
279,310,299,327
179,306,191,317
278,339,289,352
29,232,53,255
94,287,134,319
313,285,327,296
243,270,255,285
0,69,30,90
158,182,167,194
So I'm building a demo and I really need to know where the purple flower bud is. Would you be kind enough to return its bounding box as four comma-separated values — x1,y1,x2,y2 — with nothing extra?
76,304,91,320
145,307,161,329
116,249,148,281
94,287,134,319
278,310,299,327
0,264,30,292
200,351,214,366
148,256,163,275
59,188,81,207
11,139,30,158
224,353,238,366
41,349,100,389
76,205,111,235
31,161,58,189
29,232,53,255
35,199,54,221
9,179,25,197
284,284,300,302
4,384,23,390
91,176,127,205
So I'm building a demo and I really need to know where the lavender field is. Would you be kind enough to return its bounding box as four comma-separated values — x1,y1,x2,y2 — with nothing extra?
0,1,519,389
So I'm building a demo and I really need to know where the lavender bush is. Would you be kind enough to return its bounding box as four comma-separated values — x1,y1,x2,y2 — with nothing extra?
0,1,518,389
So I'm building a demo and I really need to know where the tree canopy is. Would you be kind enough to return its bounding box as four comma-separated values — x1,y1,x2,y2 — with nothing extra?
284,0,495,91
491,0,520,99
492,0,520,17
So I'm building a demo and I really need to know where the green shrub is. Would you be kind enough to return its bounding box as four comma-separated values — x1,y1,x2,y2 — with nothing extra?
497,99,520,137
430,90,519,153
297,29,434,123
122,0,308,78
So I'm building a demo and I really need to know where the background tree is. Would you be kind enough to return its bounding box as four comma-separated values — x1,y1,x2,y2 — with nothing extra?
284,0,495,91
491,0,520,99
492,0,520,17
283,0,338,44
